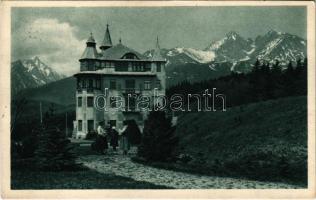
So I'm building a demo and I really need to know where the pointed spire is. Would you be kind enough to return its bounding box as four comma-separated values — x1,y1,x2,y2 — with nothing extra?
86,32,96,44
156,36,160,49
152,36,164,61
119,30,122,44
100,24,112,50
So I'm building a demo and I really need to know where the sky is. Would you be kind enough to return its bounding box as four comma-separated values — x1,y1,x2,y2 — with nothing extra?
11,6,306,75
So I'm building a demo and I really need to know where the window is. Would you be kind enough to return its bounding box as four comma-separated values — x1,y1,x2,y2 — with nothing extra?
87,60,95,71
110,80,116,89
123,53,137,59
82,79,86,88
157,63,161,72
144,81,151,90
80,61,87,71
144,63,151,71
78,120,82,131
89,79,93,88
115,62,128,71
78,97,82,107
87,97,94,107
87,120,94,132
126,79,135,89
96,79,101,89
156,80,161,89
77,78,82,88
88,65,94,71
95,61,100,69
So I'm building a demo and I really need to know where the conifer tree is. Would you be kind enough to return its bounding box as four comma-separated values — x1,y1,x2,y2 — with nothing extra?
126,120,142,145
35,104,78,171
137,111,178,161
283,61,296,96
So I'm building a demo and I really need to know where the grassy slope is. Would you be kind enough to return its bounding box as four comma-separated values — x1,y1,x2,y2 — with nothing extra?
175,96,307,183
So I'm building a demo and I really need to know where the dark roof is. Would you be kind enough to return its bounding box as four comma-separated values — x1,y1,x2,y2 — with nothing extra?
80,47,99,59
100,25,112,49
80,34,99,59
101,43,146,60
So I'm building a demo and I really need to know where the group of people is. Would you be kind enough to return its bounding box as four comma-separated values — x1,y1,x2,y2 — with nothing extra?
94,121,130,155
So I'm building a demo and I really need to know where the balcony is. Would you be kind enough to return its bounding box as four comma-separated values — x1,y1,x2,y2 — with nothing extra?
120,88,145,94
76,87,101,94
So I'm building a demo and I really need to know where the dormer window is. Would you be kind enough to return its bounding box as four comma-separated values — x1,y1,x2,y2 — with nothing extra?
122,53,138,60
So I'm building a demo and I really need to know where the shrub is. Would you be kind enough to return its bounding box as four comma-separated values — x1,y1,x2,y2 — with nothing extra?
35,123,79,171
137,111,178,162
85,131,97,140
11,120,40,159
126,120,142,145
177,154,192,164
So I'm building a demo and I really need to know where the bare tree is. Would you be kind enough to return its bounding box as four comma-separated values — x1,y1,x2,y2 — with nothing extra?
11,97,27,134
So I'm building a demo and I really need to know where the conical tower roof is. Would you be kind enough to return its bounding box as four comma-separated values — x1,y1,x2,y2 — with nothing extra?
152,36,165,61
80,33,99,60
100,24,112,50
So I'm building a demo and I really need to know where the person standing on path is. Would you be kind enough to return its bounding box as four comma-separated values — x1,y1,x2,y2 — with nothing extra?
110,126,119,151
97,122,108,154
119,121,130,155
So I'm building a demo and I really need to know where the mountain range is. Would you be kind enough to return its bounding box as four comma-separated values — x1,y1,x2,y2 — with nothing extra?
144,30,306,86
11,56,65,95
145,30,306,67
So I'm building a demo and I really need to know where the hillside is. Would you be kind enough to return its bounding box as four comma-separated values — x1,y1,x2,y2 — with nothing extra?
19,76,76,106
174,96,307,183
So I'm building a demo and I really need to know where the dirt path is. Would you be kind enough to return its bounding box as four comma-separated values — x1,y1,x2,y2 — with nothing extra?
77,149,301,189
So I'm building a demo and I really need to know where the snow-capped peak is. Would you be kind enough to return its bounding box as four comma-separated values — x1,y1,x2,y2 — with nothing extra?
19,57,64,86
166,47,216,63
207,38,227,51
267,29,283,36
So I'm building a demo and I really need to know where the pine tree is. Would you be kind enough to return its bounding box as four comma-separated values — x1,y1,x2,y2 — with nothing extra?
283,61,296,96
35,104,78,171
271,60,282,75
126,120,142,145
295,58,303,74
137,111,178,162
296,58,307,95
270,60,283,98
249,59,262,101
